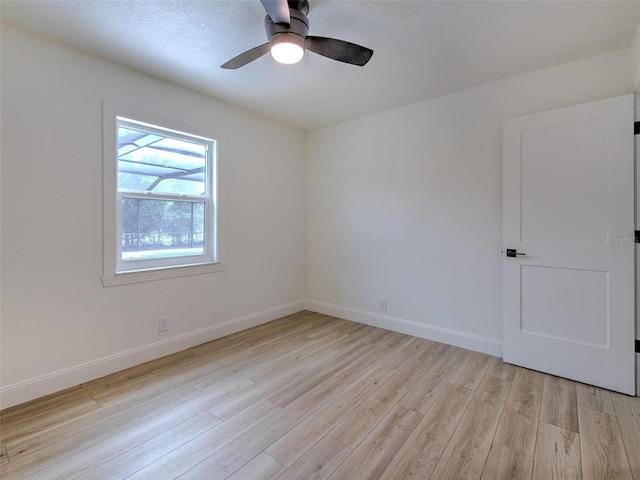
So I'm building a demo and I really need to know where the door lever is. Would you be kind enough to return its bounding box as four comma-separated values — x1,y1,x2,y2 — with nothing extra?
506,249,526,257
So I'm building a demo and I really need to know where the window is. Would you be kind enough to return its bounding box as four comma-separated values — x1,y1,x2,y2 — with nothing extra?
102,104,223,286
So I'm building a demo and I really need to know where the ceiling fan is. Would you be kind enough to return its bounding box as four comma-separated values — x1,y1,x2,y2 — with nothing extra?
221,0,373,69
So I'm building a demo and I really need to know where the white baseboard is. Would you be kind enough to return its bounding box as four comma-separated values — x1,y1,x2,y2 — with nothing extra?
0,300,305,409
304,299,503,358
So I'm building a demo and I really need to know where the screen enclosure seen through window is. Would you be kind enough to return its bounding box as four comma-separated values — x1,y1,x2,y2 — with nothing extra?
102,106,222,286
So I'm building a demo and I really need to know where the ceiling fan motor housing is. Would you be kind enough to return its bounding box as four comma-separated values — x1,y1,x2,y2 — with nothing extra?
265,9,309,50
220,0,372,69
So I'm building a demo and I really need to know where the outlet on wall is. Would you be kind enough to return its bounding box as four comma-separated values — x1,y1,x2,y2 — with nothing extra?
158,316,169,332
379,297,387,310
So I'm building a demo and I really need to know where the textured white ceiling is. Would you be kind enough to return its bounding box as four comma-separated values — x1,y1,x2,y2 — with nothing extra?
2,0,640,130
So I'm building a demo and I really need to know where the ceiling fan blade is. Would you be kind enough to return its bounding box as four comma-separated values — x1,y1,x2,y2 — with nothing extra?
305,36,373,66
221,43,271,69
260,0,290,25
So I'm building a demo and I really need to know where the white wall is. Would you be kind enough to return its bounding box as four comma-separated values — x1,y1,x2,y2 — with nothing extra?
305,49,631,356
0,24,306,408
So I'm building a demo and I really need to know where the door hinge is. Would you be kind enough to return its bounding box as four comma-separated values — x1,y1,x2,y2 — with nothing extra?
634,121,640,135
636,339,640,353
636,231,640,244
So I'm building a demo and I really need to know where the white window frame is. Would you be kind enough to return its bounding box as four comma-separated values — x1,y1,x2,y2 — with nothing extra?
102,102,225,287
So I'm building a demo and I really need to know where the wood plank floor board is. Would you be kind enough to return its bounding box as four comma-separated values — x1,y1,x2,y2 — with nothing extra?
74,410,218,480
368,335,434,370
172,427,277,479
397,344,469,414
275,434,352,480
231,312,318,346
215,328,325,370
1,311,637,480
328,342,445,449
241,313,334,346
199,316,309,352
224,333,326,373
388,338,454,382
540,375,579,433
611,392,640,480
175,391,326,479
239,331,347,382
208,345,345,420
265,343,382,408
358,326,398,346
91,353,228,406
5,384,199,463
2,386,205,479
176,340,251,367
430,375,511,480
5,361,237,461
190,318,295,358
0,395,100,446
126,399,280,480
326,404,422,480
576,383,615,415
322,319,369,337
0,384,84,420
28,410,219,480
265,364,396,467
242,312,333,344
485,356,517,382
373,330,413,354
493,367,544,456
175,342,395,479
77,349,199,397
578,405,633,479
190,367,254,394
531,422,581,480
7,367,249,470
480,443,533,480
318,325,378,352
225,452,285,480
449,350,493,391
379,383,474,480
0,446,7,467
187,332,249,357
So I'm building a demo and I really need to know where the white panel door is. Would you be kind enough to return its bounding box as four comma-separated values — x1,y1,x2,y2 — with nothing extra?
503,94,635,395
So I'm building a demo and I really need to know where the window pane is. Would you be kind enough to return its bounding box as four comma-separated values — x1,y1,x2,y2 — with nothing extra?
121,197,205,261
153,178,205,195
118,172,159,191
117,123,207,196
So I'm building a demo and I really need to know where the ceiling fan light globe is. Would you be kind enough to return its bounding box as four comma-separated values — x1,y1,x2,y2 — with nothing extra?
271,41,304,64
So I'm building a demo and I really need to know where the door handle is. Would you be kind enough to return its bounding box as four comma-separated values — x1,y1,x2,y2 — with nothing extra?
506,249,526,258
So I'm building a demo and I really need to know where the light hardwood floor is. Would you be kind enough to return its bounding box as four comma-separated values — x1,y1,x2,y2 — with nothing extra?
1,311,638,479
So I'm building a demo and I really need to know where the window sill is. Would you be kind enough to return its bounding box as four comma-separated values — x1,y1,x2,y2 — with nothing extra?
102,262,225,287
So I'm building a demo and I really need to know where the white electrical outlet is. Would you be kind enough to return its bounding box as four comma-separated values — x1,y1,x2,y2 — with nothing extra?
158,316,169,332
379,297,387,310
